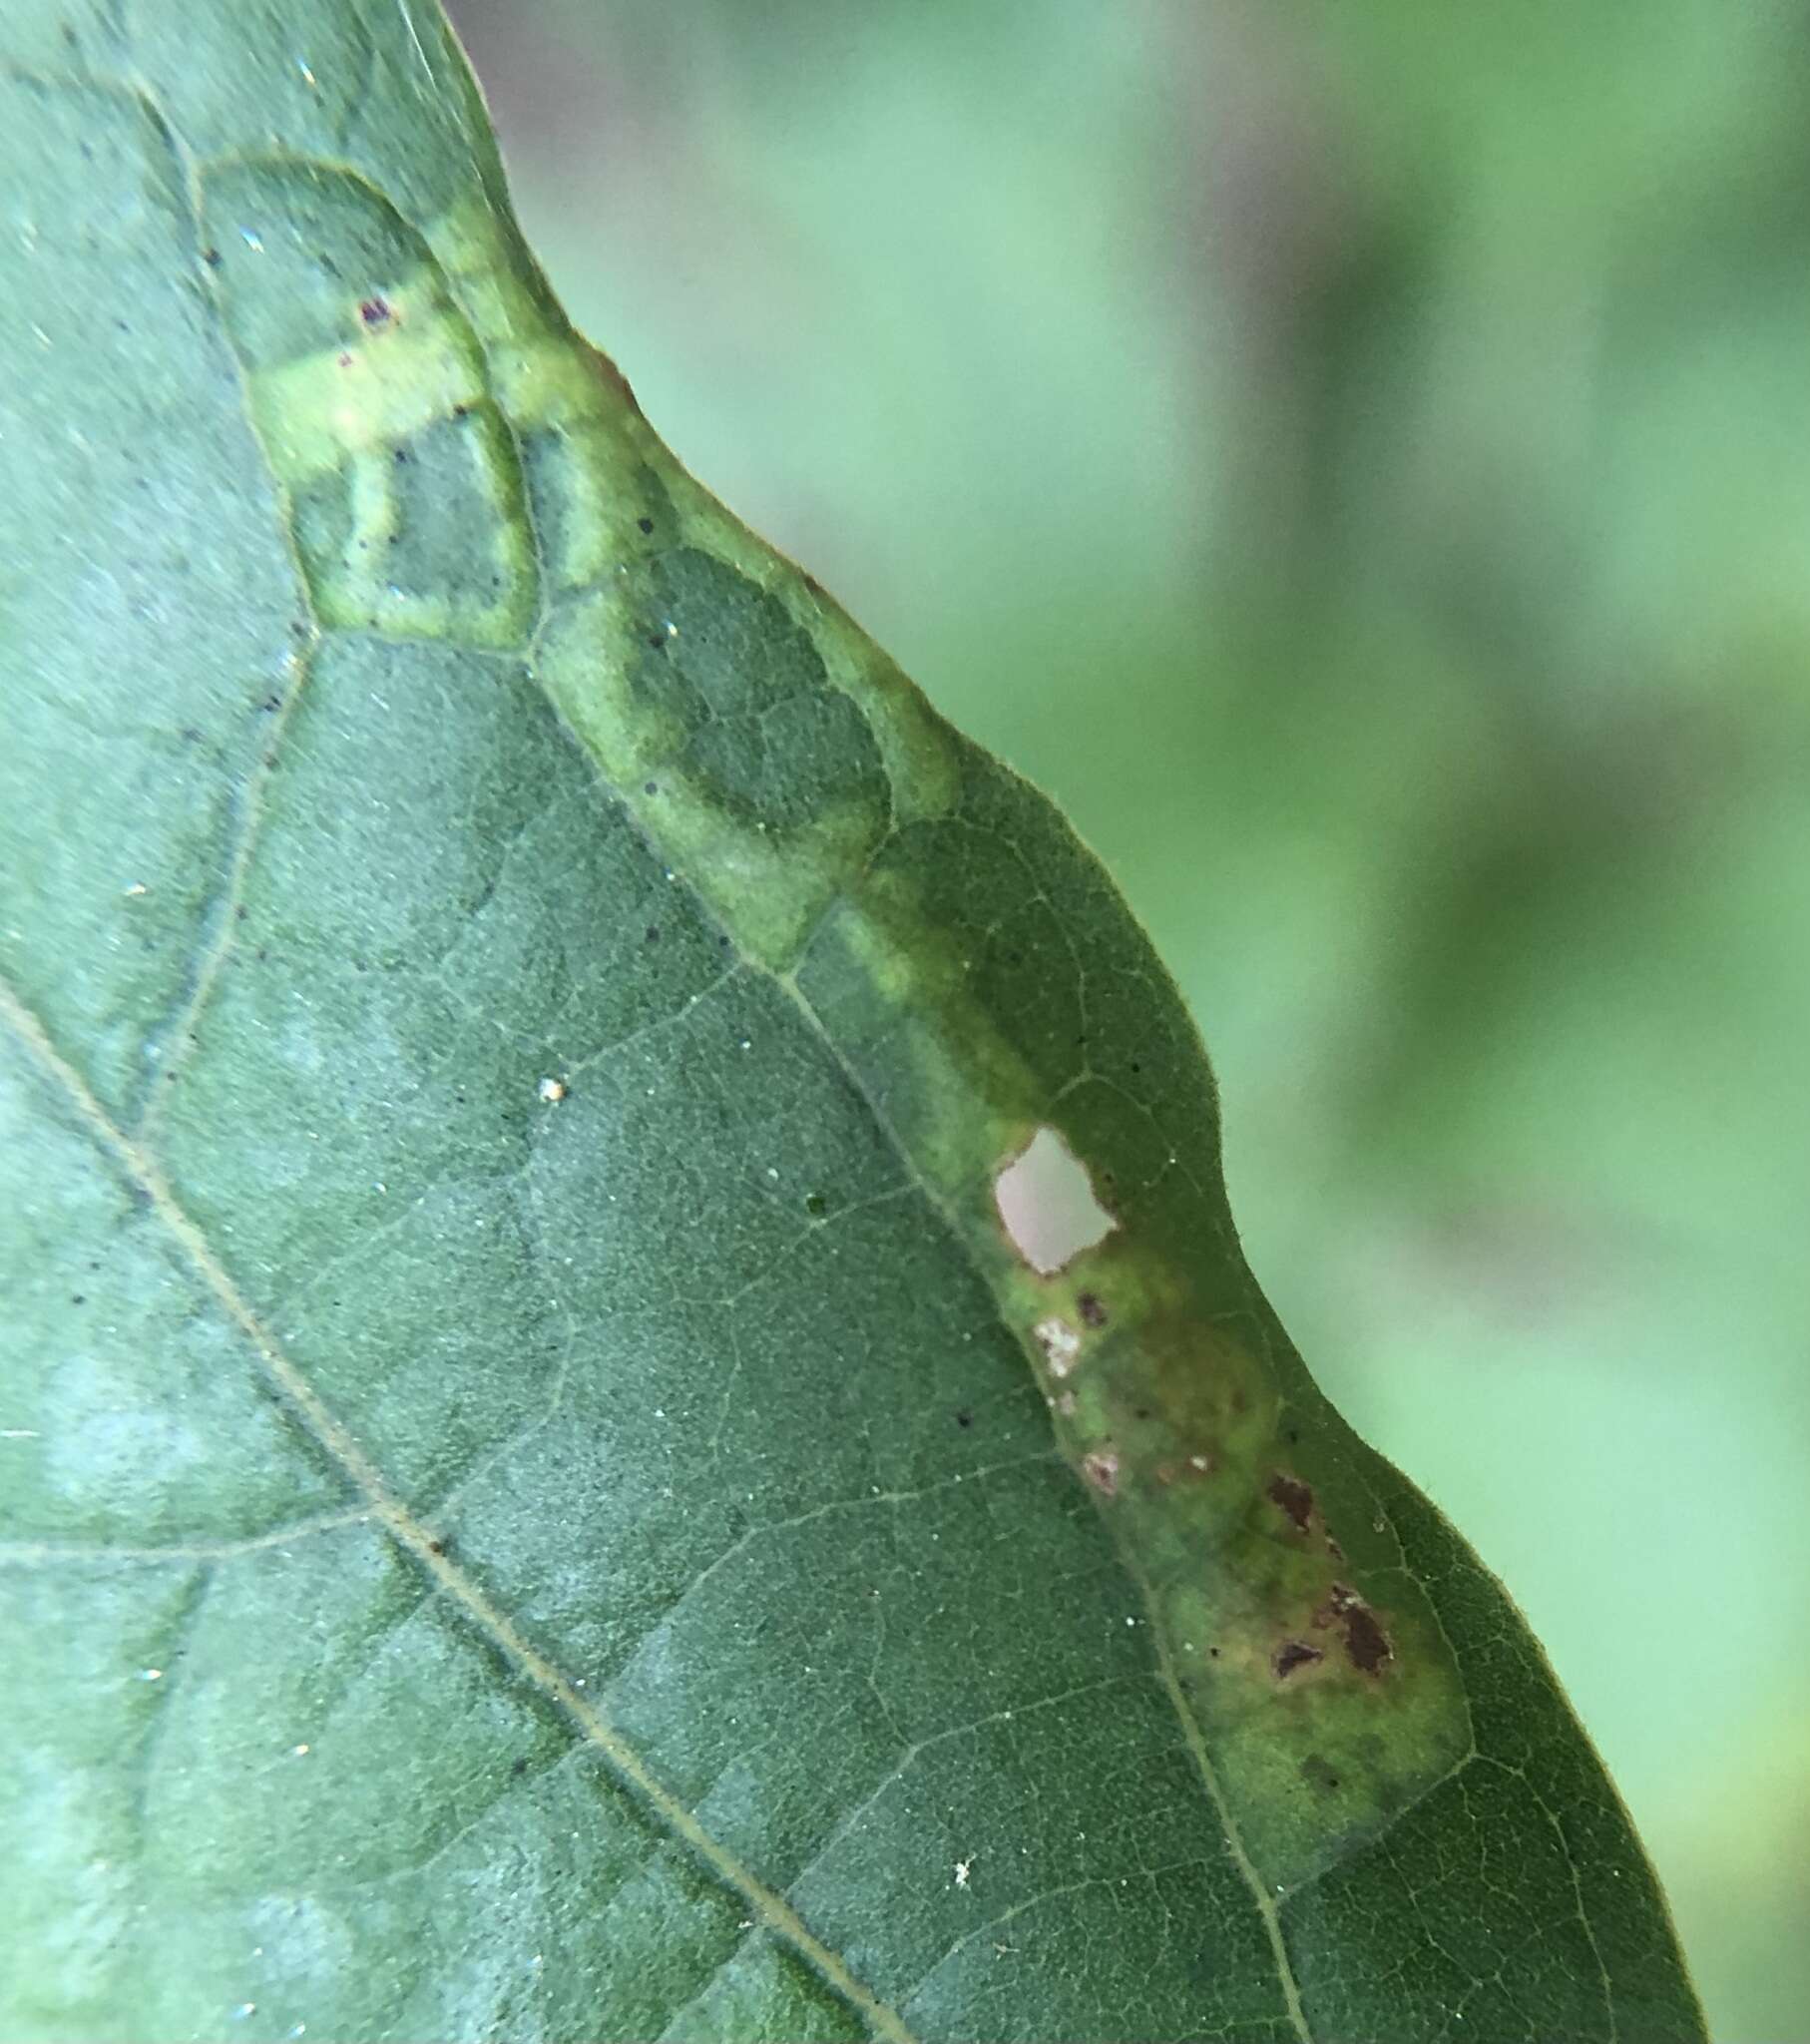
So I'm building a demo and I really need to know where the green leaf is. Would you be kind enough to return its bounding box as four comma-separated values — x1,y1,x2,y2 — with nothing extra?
0,5,1704,2041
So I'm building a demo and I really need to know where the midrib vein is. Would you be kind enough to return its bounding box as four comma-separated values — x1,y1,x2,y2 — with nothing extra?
0,975,920,2044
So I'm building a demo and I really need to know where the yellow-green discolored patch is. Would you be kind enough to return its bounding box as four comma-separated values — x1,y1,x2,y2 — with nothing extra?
200,162,538,646
429,192,965,829
1017,1254,1474,1891
531,551,893,970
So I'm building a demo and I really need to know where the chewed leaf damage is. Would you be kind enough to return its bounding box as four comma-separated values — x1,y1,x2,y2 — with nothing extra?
994,1125,1117,1275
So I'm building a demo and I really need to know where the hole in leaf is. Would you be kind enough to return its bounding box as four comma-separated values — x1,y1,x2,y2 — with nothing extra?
993,1127,1116,1276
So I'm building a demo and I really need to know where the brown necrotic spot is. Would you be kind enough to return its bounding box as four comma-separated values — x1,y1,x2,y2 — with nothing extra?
1272,1641,1323,1681
1077,1290,1108,1327
1327,1584,1393,1676
1266,1471,1314,1533
358,294,392,326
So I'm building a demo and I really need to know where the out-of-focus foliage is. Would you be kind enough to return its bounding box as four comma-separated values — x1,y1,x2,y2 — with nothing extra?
446,3,1810,2035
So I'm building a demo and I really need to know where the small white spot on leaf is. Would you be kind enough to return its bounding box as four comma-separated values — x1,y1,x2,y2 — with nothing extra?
537,1077,567,1103
994,1127,1116,1275
1034,1317,1082,1377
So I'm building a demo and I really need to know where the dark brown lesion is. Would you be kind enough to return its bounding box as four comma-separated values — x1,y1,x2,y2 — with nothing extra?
1272,1640,1323,1681
1078,1289,1109,1327
1319,1583,1393,1676
1266,1471,1315,1533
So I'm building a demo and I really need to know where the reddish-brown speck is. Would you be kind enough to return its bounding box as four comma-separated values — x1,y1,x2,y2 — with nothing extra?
359,295,391,326
1081,1448,1120,1498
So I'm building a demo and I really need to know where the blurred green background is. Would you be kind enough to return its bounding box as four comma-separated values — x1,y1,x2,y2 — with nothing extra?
444,2,1809,2033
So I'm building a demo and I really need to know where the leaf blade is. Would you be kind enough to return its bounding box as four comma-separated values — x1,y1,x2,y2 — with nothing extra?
0,5,1704,2041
